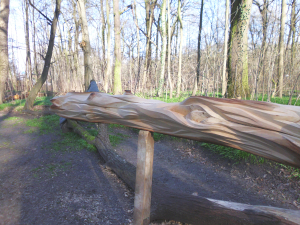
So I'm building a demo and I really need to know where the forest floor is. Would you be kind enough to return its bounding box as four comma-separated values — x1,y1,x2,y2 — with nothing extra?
0,106,300,225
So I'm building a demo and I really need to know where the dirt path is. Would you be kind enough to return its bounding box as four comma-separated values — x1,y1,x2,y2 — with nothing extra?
0,110,299,225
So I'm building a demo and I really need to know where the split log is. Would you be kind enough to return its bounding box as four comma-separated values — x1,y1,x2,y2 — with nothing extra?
63,120,300,225
51,92,300,168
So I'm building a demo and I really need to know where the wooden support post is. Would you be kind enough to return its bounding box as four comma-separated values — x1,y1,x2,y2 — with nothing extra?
133,130,154,225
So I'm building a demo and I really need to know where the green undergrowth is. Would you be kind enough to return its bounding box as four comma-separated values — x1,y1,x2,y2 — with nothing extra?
109,133,130,147
0,96,52,111
25,115,60,134
4,116,24,126
52,132,97,152
201,143,300,179
277,164,300,179
201,143,265,164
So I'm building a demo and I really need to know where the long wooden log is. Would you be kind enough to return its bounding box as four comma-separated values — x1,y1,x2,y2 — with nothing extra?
51,92,300,168
64,120,300,225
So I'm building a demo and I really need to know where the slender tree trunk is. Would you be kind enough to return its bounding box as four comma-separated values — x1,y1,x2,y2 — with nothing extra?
77,0,93,91
222,0,229,97
72,0,80,91
32,0,38,80
25,0,32,91
156,0,167,97
104,0,112,93
0,0,10,104
176,0,183,98
113,0,122,94
277,0,286,98
192,0,204,96
133,0,140,94
256,0,268,101
100,0,106,61
141,0,151,91
24,0,61,110
167,0,173,99
227,0,252,98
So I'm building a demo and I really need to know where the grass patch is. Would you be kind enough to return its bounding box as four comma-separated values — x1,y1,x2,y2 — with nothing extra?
31,162,72,178
108,123,126,129
88,128,98,136
26,115,60,134
109,133,130,147
201,143,265,164
23,128,35,134
278,164,300,179
0,96,52,111
51,132,97,152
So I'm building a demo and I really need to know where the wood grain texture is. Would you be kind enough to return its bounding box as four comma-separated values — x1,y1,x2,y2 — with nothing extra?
51,92,300,168
133,131,154,225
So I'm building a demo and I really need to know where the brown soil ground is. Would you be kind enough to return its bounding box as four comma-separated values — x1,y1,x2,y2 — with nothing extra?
0,109,299,225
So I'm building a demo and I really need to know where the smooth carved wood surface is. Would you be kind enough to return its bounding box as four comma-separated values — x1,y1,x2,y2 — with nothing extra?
51,92,300,168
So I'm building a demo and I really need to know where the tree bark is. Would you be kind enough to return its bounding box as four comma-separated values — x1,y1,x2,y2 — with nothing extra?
192,0,204,96
24,0,61,110
156,0,167,97
277,0,286,98
77,0,93,91
25,0,32,91
176,0,183,98
113,0,122,94
222,0,229,97
63,119,300,225
104,0,112,93
227,0,252,98
0,0,10,104
167,0,172,99
51,92,300,168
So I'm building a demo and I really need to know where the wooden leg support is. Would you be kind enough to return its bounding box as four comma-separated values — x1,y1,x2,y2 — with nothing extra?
133,131,154,225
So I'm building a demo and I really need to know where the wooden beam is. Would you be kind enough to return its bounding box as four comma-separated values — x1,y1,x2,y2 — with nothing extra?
133,131,154,225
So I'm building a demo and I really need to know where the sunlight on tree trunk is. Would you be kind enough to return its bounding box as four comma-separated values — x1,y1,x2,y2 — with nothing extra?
113,0,122,95
277,0,286,98
24,0,61,110
176,0,183,98
227,0,252,99
0,0,10,104
156,0,167,97
222,0,229,97
77,0,93,91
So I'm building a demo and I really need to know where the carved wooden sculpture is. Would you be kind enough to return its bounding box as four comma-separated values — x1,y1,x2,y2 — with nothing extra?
51,92,300,168
51,92,300,224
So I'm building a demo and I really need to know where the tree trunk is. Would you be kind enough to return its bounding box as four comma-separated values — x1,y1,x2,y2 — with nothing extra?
133,0,140,94
256,0,268,101
222,0,229,97
72,0,80,91
77,0,93,91
24,0,61,110
167,0,173,99
25,0,32,91
51,92,300,168
227,0,252,98
104,0,112,93
113,0,122,94
176,0,183,98
156,0,167,97
192,0,204,96
277,0,286,98
63,119,300,225
0,0,10,104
